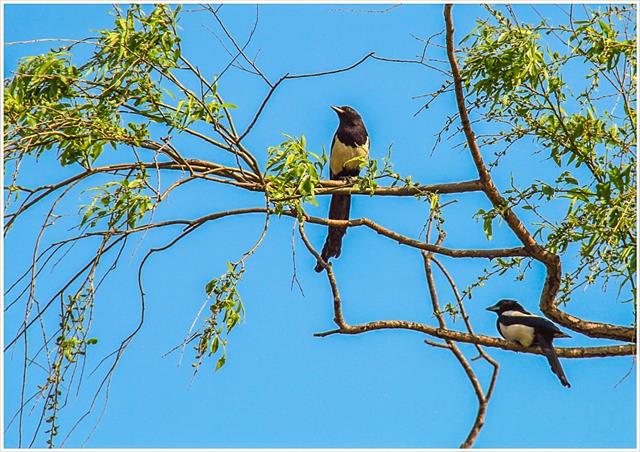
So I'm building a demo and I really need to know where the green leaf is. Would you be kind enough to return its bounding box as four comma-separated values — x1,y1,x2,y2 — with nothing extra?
483,216,493,241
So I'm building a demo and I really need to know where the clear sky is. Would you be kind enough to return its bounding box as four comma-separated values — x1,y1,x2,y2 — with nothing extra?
3,2,637,449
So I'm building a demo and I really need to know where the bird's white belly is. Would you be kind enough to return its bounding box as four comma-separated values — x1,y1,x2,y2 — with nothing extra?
499,322,535,347
330,138,369,175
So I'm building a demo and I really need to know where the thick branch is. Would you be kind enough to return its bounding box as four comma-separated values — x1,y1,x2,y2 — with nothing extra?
444,5,543,255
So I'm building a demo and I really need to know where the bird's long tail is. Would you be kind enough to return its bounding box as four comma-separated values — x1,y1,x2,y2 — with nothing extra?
536,333,571,388
314,194,351,272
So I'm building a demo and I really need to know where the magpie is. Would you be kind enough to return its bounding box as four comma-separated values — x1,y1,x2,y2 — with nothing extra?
486,299,571,388
314,105,369,272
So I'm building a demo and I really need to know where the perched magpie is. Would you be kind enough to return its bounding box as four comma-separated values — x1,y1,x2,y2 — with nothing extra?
314,105,369,272
486,299,571,388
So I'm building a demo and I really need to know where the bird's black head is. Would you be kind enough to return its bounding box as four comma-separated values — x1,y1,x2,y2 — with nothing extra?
486,299,527,315
331,105,364,126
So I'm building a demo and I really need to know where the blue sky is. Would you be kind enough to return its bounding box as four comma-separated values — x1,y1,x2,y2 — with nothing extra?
3,3,637,448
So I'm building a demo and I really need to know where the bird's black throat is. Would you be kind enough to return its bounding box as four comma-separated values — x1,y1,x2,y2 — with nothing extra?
335,123,368,147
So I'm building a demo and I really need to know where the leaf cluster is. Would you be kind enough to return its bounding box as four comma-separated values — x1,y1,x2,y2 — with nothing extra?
265,135,326,215
41,288,98,447
80,168,153,230
3,4,231,171
194,262,246,372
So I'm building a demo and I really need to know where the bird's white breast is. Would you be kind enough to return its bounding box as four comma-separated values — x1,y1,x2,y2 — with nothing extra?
499,311,535,347
330,137,369,176
499,322,535,347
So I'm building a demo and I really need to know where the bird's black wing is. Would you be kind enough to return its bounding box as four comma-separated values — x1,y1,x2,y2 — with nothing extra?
536,331,571,388
495,318,505,339
499,314,567,337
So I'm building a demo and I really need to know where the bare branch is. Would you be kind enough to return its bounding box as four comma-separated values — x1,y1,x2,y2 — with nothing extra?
237,52,376,142
422,211,496,448
5,37,96,46
207,5,272,87
297,222,347,328
292,212,530,259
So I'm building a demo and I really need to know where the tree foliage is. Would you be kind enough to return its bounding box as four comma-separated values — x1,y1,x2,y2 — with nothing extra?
458,5,636,307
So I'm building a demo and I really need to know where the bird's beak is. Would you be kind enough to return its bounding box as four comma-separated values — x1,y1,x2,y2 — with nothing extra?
486,303,500,312
331,105,344,115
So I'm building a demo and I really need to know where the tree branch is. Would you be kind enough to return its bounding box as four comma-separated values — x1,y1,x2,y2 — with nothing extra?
290,212,529,259
421,223,494,448
315,178,483,195
297,222,347,328
314,320,636,358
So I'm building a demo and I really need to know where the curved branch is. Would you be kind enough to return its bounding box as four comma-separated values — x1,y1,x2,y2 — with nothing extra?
292,212,529,259
238,51,377,142
285,52,376,80
297,222,347,328
5,207,269,350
